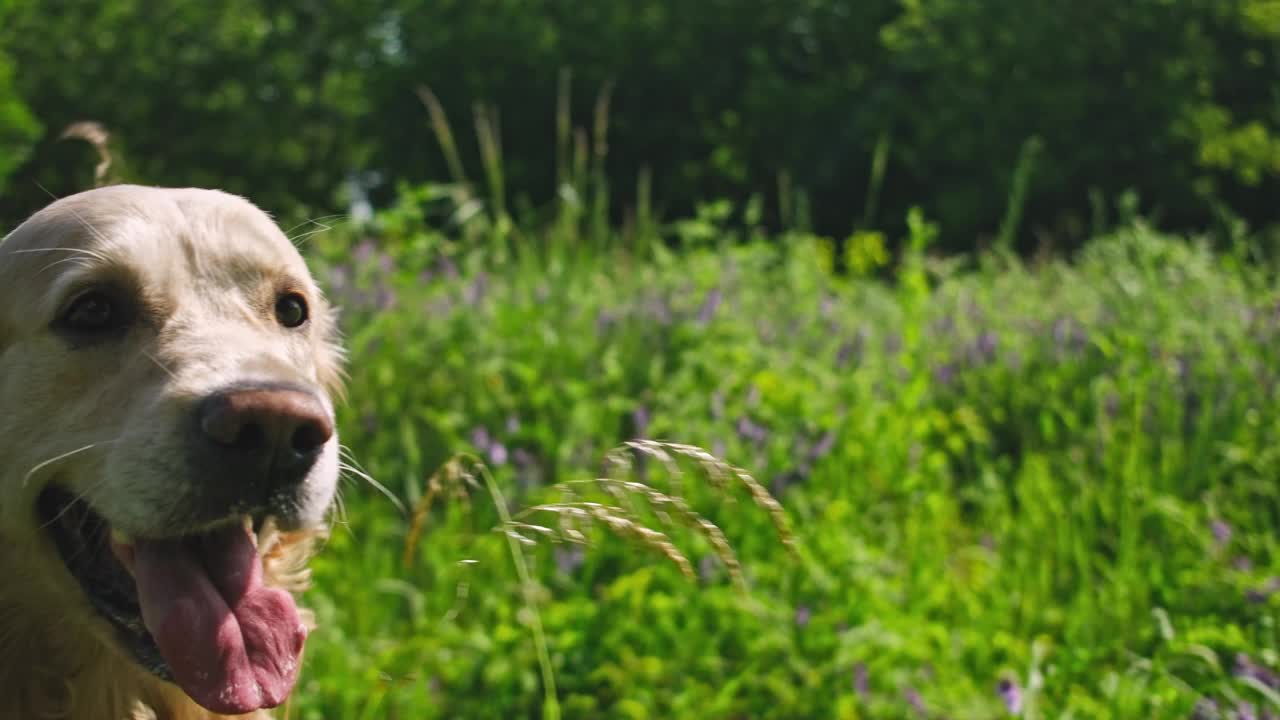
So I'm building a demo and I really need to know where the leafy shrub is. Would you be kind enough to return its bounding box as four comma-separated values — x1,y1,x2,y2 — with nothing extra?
4,1,1280,249
0,0,40,193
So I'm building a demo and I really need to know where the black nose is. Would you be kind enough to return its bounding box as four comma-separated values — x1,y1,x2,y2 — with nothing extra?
196,384,334,489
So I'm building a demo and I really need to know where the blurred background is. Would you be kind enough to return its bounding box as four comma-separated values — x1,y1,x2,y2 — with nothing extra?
3,2,1280,718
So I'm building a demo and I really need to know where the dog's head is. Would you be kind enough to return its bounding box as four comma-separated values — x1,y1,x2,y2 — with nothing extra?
0,185,344,714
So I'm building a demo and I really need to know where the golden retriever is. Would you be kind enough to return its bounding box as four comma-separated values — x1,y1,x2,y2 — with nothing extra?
0,185,345,719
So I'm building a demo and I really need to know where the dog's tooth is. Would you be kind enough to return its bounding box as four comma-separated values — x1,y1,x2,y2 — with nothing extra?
108,530,137,576
243,515,261,549
244,517,258,546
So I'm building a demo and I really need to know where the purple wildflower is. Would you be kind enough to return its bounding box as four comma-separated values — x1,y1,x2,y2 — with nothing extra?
1235,653,1280,690
463,272,489,306
772,469,802,497
632,405,651,438
644,295,673,325
997,677,1023,714
1237,702,1259,720
487,441,508,467
710,391,725,420
1051,317,1072,348
903,687,926,715
974,330,999,363
1246,577,1280,604
1175,354,1194,383
736,416,769,445
328,265,351,293
835,340,856,369
933,363,957,387
376,286,397,310
853,663,869,696
698,554,722,582
554,546,585,575
353,239,376,264
595,310,617,334
1191,698,1220,720
468,426,508,466
794,605,811,627
809,430,836,461
697,288,723,325
1103,393,1120,418
512,448,544,489
1211,519,1233,549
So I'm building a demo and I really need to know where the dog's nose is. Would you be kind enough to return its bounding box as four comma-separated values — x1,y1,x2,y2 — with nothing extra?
197,385,333,488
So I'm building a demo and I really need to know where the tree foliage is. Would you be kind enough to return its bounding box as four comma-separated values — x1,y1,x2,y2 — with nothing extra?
2,0,1278,250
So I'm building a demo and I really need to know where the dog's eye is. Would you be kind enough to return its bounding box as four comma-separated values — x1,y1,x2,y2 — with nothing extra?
275,293,309,328
60,291,124,334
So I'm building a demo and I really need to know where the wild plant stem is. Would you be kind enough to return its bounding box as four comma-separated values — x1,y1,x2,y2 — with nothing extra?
475,458,561,720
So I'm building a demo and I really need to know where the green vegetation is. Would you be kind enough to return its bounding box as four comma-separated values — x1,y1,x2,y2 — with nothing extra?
4,3,1280,716
285,187,1280,717
3,0,1280,247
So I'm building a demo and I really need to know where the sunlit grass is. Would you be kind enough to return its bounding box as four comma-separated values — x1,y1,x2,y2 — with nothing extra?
284,200,1280,719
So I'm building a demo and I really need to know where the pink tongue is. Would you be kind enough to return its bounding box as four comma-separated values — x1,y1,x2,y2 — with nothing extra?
132,524,307,714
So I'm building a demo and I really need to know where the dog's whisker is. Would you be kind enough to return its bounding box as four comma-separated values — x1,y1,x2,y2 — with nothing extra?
55,204,114,250
286,215,347,248
337,444,372,474
139,348,180,381
33,180,62,203
12,246,110,260
22,442,110,488
329,486,351,534
289,227,335,248
37,255,96,277
338,460,406,516
15,246,110,276
283,214,346,239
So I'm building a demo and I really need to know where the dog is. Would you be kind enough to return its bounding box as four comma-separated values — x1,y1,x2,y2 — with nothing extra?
0,185,345,718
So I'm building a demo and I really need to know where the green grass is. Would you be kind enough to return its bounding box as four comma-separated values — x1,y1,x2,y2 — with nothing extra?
280,190,1280,719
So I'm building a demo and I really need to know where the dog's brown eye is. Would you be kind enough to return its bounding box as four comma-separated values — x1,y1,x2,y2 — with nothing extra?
275,293,309,328
62,292,119,333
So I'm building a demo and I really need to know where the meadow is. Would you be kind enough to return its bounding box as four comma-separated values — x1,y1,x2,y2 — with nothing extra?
280,183,1280,719
3,4,1279,717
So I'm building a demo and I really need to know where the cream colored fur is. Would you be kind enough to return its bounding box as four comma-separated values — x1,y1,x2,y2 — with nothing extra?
0,185,345,719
